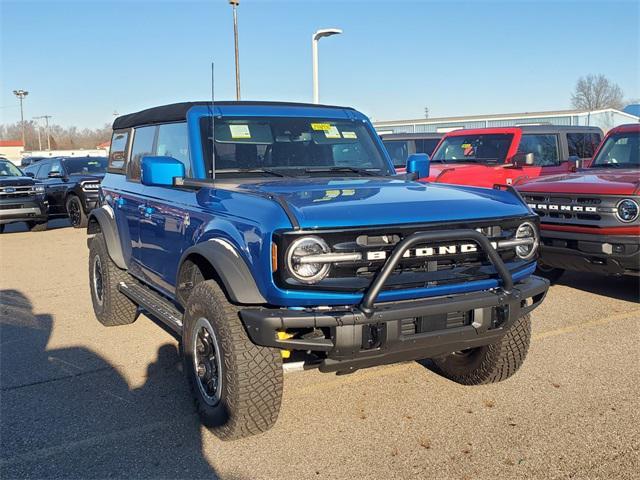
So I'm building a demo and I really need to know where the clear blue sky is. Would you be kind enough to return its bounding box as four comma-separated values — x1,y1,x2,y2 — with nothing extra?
1,0,638,128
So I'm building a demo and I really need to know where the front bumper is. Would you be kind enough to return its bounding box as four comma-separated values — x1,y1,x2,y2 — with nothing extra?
241,275,548,373
539,229,639,276
0,198,48,225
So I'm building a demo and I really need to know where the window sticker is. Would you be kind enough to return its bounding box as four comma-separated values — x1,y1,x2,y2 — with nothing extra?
342,131,357,139
311,123,331,131
461,143,475,156
324,126,341,139
229,124,251,139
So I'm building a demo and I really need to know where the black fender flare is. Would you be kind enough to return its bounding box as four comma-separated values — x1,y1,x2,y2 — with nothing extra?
178,239,266,305
87,206,127,269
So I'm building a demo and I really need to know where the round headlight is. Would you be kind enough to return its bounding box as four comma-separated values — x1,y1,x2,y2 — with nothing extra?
515,221,538,260
286,236,330,284
615,199,639,223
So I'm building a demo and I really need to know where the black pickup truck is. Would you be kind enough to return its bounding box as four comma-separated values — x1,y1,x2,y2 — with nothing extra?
23,156,107,228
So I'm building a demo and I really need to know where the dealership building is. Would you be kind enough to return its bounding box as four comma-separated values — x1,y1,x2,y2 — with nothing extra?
374,108,639,135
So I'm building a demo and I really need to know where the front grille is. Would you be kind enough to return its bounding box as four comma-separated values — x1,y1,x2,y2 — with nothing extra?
523,193,637,228
275,217,534,293
0,185,36,199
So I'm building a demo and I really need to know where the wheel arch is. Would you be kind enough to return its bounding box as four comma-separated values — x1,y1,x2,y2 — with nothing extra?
87,206,127,269
177,240,266,307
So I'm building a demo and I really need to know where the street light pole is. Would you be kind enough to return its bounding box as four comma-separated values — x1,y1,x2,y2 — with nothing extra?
229,0,241,100
312,28,342,104
12,90,29,148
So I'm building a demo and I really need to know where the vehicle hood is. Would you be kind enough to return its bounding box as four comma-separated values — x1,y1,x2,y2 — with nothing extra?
425,163,506,185
70,173,105,182
0,176,35,187
517,168,640,195
223,177,530,229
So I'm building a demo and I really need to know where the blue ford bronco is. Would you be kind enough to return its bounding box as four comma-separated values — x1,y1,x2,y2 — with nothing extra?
87,101,548,440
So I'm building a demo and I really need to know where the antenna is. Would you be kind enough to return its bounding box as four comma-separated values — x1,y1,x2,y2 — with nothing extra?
210,62,216,179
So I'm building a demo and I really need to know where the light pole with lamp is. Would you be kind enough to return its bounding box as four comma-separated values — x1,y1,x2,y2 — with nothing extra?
312,29,342,104
13,89,29,148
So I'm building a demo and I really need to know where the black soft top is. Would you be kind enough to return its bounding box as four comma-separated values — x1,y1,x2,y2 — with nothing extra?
112,101,354,130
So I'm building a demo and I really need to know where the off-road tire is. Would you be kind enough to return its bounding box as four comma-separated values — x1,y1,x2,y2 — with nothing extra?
66,195,88,228
27,221,47,232
432,313,531,385
89,232,137,326
535,264,564,284
182,280,283,440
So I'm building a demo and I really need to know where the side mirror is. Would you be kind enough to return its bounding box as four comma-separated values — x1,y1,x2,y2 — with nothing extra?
567,155,581,170
141,156,185,187
25,172,34,178
406,153,430,179
513,152,535,167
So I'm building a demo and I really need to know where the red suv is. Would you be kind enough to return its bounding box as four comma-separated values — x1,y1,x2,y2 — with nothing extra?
517,123,639,281
423,125,603,187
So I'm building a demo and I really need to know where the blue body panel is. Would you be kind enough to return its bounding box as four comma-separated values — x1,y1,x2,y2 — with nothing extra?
102,103,537,308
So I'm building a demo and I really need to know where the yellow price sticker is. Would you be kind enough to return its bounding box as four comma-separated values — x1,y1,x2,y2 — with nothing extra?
311,123,331,131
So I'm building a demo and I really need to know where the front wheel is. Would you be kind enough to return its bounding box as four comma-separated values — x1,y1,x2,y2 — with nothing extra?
182,280,283,440
66,195,88,228
432,313,531,385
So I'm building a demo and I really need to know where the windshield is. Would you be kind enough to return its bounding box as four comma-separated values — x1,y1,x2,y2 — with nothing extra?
591,131,639,168
201,117,391,177
432,134,513,163
0,160,24,177
62,157,107,175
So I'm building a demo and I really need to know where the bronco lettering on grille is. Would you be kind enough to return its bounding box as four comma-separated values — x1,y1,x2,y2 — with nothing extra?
366,243,478,261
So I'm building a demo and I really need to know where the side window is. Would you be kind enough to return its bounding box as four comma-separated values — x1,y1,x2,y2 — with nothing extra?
568,133,601,159
109,130,130,172
518,134,560,166
128,126,156,182
156,122,190,175
34,162,49,179
49,160,62,175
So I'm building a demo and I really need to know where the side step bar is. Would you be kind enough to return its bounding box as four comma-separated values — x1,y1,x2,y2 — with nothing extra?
118,282,183,335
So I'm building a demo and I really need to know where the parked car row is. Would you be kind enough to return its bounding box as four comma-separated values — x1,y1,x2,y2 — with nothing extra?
0,156,107,232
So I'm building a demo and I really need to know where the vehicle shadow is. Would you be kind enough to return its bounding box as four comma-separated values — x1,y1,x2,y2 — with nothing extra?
557,270,640,303
1,218,71,234
0,289,227,479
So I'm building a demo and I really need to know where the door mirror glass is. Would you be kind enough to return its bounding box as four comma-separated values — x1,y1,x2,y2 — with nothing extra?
141,156,185,187
406,153,430,179
513,152,535,167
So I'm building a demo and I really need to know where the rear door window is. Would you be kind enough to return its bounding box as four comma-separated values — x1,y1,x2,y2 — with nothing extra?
518,134,560,166
128,126,157,182
567,132,602,159
109,131,130,172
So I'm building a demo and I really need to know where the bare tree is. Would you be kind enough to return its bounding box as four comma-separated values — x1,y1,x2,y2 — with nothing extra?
0,122,111,151
571,74,624,111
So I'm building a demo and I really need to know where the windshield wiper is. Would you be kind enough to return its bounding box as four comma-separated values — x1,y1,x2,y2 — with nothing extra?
216,168,289,177
303,167,380,176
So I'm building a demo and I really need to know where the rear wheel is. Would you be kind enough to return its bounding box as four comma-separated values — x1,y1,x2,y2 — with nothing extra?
535,264,564,284
432,313,531,385
89,232,137,326
66,195,88,228
27,220,47,232
182,280,283,440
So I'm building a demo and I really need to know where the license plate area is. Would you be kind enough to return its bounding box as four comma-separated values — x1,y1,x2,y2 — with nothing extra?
400,311,472,336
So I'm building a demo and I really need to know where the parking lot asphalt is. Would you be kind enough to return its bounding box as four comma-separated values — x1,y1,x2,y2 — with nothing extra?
1,223,639,480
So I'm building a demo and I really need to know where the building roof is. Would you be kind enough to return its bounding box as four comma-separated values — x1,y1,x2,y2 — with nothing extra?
0,140,24,147
374,108,639,127
112,101,354,130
